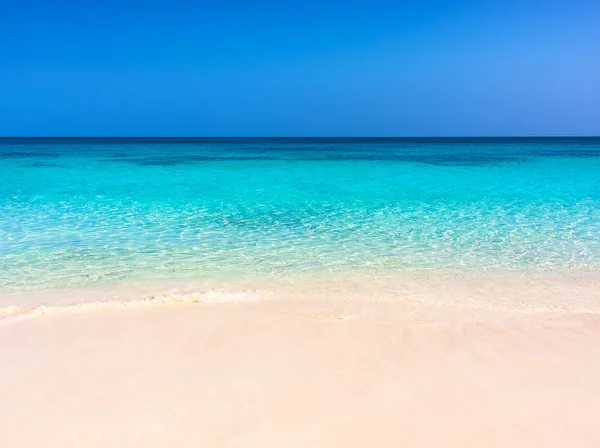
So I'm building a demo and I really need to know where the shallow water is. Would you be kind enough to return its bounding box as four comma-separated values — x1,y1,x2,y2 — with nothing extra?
1,138,600,309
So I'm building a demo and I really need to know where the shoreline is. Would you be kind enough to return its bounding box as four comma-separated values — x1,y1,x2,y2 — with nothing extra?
2,299,600,447
2,269,600,325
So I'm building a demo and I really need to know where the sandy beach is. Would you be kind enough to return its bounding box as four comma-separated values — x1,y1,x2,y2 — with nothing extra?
3,0,600,442
2,299,600,447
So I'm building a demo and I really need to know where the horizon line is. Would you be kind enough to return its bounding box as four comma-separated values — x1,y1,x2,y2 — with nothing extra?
1,136,600,139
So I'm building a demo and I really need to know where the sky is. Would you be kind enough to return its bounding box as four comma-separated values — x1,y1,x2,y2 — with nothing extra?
1,0,599,136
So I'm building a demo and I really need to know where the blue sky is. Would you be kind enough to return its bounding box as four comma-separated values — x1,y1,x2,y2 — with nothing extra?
1,0,599,136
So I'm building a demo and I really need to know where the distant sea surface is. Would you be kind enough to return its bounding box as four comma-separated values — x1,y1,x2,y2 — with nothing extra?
1,138,600,311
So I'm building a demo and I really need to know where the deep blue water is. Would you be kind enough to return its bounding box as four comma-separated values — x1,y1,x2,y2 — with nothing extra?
1,138,599,295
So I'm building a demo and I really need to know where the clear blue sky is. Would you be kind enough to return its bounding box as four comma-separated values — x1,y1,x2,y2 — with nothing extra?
1,0,599,136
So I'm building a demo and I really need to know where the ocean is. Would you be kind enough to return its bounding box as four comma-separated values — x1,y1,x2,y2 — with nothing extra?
1,138,599,313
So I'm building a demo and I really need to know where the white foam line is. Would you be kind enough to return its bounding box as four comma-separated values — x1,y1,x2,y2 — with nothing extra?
0,290,265,326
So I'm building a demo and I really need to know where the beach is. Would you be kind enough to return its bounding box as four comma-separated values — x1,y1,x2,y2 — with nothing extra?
3,0,600,439
2,299,600,447
2,138,600,446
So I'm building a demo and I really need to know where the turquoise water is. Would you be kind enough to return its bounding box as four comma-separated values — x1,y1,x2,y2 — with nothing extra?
1,138,600,300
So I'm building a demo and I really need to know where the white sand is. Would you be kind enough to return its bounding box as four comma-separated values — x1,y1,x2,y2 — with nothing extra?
2,299,600,447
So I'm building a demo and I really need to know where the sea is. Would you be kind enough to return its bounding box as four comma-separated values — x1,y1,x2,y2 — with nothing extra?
1,138,599,315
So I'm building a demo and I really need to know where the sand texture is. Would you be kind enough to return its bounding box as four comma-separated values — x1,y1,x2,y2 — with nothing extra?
2,300,600,447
